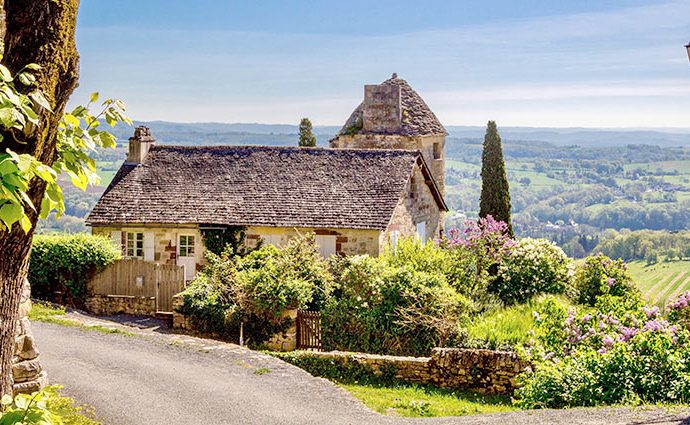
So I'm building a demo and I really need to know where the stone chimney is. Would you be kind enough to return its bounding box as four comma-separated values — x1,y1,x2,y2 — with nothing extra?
362,81,402,133
126,126,156,164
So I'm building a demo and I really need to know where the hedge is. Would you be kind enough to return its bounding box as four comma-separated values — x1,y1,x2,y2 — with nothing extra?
29,233,121,307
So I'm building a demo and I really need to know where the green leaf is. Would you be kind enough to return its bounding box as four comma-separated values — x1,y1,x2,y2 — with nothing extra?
19,214,31,233
89,92,99,103
29,91,52,112
17,72,36,86
0,202,23,229
0,65,12,82
1,394,12,405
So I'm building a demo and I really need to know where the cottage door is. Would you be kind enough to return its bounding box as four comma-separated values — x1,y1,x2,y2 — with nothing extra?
176,234,197,282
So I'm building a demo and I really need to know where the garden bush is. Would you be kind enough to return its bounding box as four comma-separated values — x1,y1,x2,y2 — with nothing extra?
322,252,471,356
29,233,120,307
178,233,331,346
494,238,572,305
516,329,690,408
516,282,690,408
572,254,641,307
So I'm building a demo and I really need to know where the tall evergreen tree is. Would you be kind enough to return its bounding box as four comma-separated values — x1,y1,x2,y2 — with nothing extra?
298,117,316,147
479,120,513,235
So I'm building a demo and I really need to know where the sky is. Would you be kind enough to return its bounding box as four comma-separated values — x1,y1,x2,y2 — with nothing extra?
74,0,690,128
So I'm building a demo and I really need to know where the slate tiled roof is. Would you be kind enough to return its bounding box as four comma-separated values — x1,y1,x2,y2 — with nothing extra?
87,145,446,230
338,75,447,137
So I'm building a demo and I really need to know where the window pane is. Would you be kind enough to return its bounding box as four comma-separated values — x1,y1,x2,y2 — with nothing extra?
180,246,187,257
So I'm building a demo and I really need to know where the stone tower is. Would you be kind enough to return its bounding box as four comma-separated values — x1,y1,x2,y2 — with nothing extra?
330,73,447,195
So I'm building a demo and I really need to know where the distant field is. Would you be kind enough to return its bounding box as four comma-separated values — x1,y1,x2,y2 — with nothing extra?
628,260,690,305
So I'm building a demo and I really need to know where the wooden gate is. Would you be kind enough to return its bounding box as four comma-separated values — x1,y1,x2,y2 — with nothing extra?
296,310,322,350
89,259,185,313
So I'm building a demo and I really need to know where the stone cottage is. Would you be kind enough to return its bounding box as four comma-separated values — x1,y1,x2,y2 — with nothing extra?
86,74,448,280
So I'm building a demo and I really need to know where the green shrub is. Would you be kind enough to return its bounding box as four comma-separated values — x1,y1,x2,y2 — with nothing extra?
30,233,120,307
516,329,690,408
322,253,471,356
493,238,572,305
178,233,331,346
573,254,641,307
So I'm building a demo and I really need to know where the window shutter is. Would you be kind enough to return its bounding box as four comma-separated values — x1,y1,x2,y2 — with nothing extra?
314,235,336,258
416,221,426,242
110,231,123,254
143,232,155,261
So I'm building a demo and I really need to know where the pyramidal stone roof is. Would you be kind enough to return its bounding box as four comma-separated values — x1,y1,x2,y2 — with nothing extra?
86,145,446,230
337,74,447,137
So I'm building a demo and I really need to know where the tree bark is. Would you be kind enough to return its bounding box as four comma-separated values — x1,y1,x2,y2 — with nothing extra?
0,0,79,396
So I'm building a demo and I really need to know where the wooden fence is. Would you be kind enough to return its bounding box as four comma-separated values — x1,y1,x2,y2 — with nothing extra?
89,259,185,313
296,310,322,350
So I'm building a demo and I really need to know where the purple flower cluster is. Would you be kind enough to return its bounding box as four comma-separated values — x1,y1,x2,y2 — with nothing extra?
669,291,690,311
562,307,679,354
447,215,514,259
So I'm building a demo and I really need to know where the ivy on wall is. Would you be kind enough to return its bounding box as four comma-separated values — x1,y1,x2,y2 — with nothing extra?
199,225,256,255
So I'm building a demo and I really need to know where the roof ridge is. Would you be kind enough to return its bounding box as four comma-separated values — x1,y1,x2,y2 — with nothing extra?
150,144,422,154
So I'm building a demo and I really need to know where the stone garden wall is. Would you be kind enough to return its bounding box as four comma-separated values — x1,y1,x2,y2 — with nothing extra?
283,348,529,395
85,294,157,316
12,279,47,395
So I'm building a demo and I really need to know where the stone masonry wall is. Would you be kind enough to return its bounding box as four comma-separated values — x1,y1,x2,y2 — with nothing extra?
92,225,205,269
288,348,529,395
246,226,380,256
381,164,442,246
85,294,157,317
12,279,47,395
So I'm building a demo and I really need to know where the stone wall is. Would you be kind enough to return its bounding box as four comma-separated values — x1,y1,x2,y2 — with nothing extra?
284,348,529,395
85,294,157,316
92,225,205,268
245,226,381,257
12,279,47,395
381,163,442,245
172,295,194,332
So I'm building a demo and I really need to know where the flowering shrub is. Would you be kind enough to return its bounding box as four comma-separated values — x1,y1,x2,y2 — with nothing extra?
447,215,514,273
518,283,690,408
322,254,471,356
572,254,640,307
667,291,690,329
179,233,331,346
516,329,690,408
494,238,572,305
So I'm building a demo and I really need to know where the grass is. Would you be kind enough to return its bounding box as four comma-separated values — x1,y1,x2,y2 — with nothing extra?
465,295,569,349
628,259,690,305
341,383,516,417
29,301,136,337
46,387,101,425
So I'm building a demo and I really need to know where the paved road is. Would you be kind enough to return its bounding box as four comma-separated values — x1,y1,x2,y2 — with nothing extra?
34,320,690,425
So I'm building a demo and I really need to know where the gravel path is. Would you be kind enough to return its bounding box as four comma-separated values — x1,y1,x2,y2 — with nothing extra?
33,316,690,425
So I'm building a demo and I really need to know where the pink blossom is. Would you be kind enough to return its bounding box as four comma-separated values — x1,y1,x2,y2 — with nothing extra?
606,277,616,288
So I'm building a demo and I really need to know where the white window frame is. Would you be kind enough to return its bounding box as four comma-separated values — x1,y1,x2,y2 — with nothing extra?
178,234,196,258
126,232,144,258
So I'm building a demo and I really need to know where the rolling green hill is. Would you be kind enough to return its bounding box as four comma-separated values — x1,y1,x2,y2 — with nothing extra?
628,260,690,305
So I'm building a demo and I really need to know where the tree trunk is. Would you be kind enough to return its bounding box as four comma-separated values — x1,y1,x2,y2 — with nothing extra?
0,0,79,396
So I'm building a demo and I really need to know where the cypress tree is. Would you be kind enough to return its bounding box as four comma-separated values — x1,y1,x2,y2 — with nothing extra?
479,120,513,235
298,117,317,147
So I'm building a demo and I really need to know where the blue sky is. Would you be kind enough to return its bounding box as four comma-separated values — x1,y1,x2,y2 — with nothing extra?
74,0,690,127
